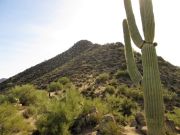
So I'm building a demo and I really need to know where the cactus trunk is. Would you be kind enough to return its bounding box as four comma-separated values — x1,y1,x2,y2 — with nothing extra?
141,44,165,135
122,0,165,134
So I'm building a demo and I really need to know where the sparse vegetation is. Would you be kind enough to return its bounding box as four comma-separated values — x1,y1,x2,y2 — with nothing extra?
0,103,31,135
104,85,116,95
98,121,123,135
163,88,177,102
166,107,180,127
96,73,109,84
10,84,38,106
48,81,62,92
58,77,70,85
116,85,143,101
115,70,129,79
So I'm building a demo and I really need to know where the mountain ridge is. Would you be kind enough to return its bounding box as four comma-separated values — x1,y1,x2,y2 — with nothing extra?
0,40,95,90
0,78,6,83
0,40,179,96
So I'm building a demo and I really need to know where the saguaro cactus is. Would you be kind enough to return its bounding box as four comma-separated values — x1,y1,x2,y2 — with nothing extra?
122,0,165,135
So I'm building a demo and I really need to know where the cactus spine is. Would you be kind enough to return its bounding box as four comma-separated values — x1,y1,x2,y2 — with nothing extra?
123,0,165,135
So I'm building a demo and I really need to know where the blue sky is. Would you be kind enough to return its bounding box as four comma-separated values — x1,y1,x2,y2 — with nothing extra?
0,0,180,78
0,0,67,78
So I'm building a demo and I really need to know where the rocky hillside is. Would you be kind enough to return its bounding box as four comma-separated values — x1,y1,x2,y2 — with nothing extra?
0,40,93,89
1,40,179,94
0,40,179,134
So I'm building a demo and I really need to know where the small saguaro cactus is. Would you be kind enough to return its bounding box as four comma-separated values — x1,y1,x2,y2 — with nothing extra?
122,0,165,135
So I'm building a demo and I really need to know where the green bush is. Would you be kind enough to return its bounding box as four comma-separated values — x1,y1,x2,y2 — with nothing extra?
106,95,124,112
36,89,84,135
0,103,31,134
36,86,111,135
48,82,63,92
116,85,143,101
83,98,109,117
36,111,69,135
163,88,177,102
104,85,116,95
166,108,180,127
106,95,137,117
6,93,18,103
121,98,137,116
70,97,109,134
96,73,109,84
23,106,37,119
58,77,70,85
112,111,127,126
0,94,8,104
70,106,100,134
10,84,38,106
116,85,127,95
108,79,118,88
98,121,123,135
115,70,129,79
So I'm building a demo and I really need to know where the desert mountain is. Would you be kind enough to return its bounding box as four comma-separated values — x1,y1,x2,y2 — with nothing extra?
0,40,179,94
0,40,179,134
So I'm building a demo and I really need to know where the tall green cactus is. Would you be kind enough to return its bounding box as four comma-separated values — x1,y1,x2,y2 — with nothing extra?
122,0,165,135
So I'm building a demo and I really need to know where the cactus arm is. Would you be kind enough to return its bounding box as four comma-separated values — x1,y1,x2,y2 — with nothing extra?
124,0,143,48
123,19,142,84
139,0,155,42
141,44,165,135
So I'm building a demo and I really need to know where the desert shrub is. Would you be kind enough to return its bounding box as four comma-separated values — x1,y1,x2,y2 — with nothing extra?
83,98,109,117
36,86,111,135
116,85,143,101
63,82,76,90
32,90,51,115
116,85,127,95
115,70,129,79
10,84,38,106
0,103,31,134
106,95,124,112
98,121,123,135
127,88,143,101
107,95,137,117
163,88,177,102
112,111,127,126
6,93,17,103
121,98,137,116
70,106,99,134
23,106,37,119
36,89,84,135
48,82,62,92
108,79,118,88
58,77,70,85
63,89,84,120
96,73,109,84
166,108,180,127
70,98,109,134
36,110,69,135
104,85,116,95
0,94,8,104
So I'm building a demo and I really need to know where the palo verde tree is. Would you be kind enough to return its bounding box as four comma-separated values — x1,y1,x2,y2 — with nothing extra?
122,0,165,135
